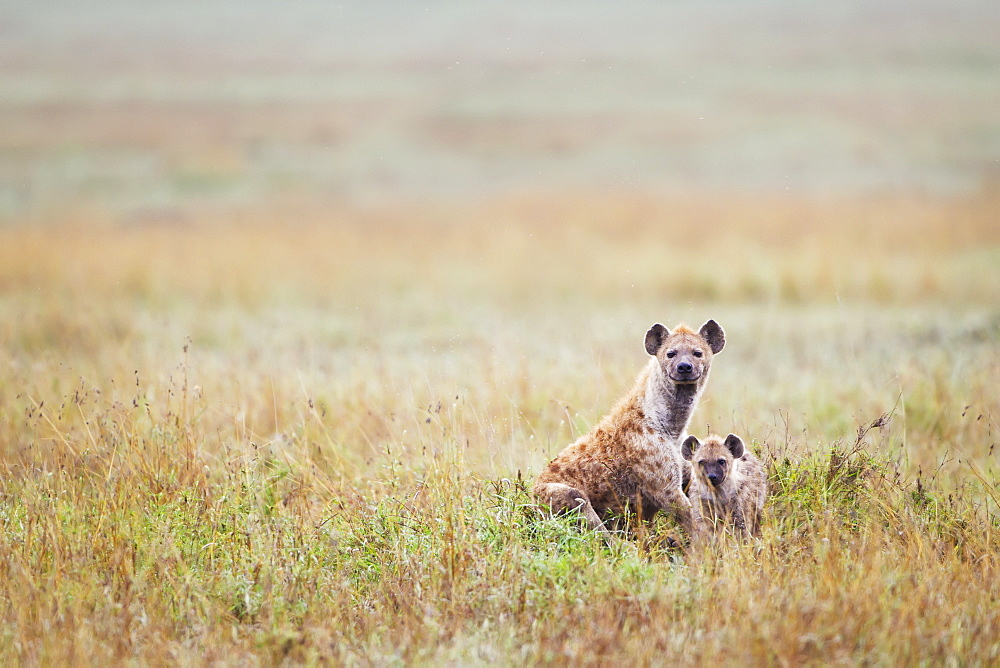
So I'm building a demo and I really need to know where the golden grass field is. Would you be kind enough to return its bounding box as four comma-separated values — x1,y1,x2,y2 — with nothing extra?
1,190,999,664
2,1,1000,664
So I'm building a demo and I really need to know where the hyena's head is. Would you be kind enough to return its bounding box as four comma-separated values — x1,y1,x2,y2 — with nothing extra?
682,433,745,488
644,320,725,389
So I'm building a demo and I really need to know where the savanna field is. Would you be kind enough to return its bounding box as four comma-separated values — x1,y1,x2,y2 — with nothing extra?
2,1,1000,665
2,192,998,664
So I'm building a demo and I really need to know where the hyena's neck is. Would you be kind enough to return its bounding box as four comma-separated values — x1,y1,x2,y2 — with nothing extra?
697,475,738,502
642,360,704,441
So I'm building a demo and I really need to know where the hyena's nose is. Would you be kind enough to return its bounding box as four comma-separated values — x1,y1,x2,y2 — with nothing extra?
677,361,693,374
707,474,720,486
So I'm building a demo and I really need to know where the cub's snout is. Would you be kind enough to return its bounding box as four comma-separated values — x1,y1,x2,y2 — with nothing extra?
702,459,728,487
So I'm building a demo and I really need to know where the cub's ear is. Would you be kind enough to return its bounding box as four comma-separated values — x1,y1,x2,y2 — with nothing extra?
724,434,745,459
699,319,726,354
644,323,669,355
681,435,700,461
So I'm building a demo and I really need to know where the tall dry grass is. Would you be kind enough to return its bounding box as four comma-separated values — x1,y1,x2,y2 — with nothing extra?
1,191,998,663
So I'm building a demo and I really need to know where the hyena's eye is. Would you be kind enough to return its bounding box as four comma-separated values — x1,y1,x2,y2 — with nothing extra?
666,351,676,358
693,350,703,358
717,459,726,466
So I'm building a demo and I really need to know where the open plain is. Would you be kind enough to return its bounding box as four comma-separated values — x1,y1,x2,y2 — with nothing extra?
1,1,999,664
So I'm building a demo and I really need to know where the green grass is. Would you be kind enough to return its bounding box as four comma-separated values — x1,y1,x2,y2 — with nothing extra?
3,4,999,660
2,396,996,664
1,192,998,663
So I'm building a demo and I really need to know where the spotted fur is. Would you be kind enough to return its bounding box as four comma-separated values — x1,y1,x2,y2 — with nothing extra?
534,320,725,538
681,433,767,539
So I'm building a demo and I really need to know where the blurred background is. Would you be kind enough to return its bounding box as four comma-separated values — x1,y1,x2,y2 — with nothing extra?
3,6,1000,663
2,0,998,218
1,1,998,479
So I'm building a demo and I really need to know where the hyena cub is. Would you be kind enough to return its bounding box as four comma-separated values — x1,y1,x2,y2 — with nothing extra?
681,433,766,539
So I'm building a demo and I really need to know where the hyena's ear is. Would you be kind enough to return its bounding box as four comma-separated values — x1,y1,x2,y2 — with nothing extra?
681,435,700,460
644,323,669,356
724,434,745,459
699,319,726,354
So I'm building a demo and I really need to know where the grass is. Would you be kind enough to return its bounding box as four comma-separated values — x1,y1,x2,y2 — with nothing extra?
3,3,998,661
2,391,997,664
1,190,998,663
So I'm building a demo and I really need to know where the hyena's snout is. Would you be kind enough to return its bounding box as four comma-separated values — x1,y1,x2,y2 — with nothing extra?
704,462,727,487
670,356,703,382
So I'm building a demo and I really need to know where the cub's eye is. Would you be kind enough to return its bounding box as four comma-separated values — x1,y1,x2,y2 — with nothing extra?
666,351,676,358
698,461,706,467
717,459,726,466
693,350,703,358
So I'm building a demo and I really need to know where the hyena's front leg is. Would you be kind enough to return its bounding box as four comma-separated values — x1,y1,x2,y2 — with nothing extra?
730,504,755,540
659,486,707,542
534,481,610,534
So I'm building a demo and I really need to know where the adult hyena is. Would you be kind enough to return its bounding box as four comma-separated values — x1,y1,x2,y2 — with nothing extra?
534,320,725,537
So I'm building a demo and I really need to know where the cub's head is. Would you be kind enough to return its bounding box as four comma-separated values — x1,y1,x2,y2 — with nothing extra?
681,433,745,488
644,320,725,387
